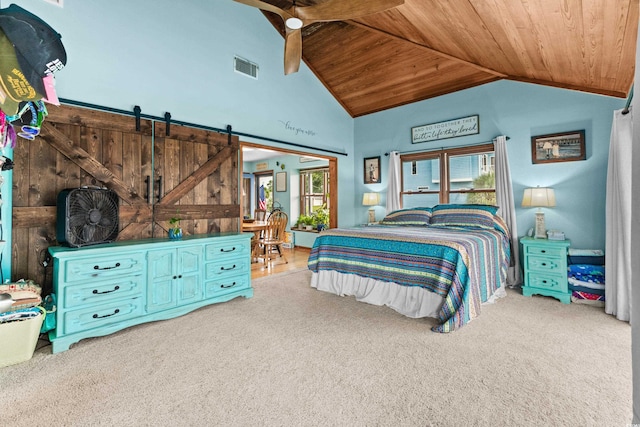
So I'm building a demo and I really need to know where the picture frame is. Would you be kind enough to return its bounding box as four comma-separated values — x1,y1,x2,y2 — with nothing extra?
364,156,381,184
275,171,287,192
531,130,586,164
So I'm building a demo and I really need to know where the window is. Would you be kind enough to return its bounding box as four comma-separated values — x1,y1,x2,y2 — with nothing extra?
300,167,329,217
400,144,495,208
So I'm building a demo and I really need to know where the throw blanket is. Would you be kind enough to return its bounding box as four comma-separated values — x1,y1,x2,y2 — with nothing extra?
308,225,510,332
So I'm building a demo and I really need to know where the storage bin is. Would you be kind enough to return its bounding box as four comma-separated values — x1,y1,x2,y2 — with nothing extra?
0,311,43,368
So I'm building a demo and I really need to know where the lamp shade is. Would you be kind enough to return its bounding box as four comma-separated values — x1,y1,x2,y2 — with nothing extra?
522,187,556,208
362,192,380,206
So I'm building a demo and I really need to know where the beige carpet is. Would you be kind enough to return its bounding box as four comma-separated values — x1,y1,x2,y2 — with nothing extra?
0,269,631,426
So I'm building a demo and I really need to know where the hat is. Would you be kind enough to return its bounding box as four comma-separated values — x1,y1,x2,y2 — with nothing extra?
0,4,66,95
0,30,41,115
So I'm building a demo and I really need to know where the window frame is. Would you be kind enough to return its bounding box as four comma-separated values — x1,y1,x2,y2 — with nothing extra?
299,167,330,217
399,143,495,205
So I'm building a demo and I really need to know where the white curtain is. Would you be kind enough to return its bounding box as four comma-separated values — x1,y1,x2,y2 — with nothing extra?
386,151,401,213
606,108,633,322
494,135,522,286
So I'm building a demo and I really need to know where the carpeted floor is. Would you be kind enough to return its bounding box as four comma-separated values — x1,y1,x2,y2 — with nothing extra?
0,269,632,426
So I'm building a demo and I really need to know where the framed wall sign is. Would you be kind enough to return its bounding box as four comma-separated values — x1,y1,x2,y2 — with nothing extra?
275,171,287,192
531,130,586,164
411,115,479,143
364,156,381,184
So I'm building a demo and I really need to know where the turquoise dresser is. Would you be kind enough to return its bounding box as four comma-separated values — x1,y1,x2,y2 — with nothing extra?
48,232,252,353
521,237,571,304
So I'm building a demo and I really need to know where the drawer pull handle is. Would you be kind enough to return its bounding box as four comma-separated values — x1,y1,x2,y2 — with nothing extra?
94,262,121,270
541,263,547,266
220,265,237,271
541,250,546,253
221,282,237,289
220,247,236,253
93,309,120,319
92,285,120,295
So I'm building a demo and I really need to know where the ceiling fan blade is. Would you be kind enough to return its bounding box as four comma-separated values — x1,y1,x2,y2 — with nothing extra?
284,27,302,75
297,0,404,23
233,0,293,22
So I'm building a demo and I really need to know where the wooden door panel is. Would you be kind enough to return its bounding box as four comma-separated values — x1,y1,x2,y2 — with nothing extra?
153,122,240,236
12,104,239,290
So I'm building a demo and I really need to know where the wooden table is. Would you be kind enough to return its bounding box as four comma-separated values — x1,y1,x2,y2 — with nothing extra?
242,221,268,261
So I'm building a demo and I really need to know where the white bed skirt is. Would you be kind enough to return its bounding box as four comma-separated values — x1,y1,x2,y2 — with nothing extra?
310,271,506,320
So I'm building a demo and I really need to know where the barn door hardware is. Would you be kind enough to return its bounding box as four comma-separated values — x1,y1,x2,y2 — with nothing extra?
156,175,163,202
227,124,232,145
145,175,151,204
133,105,141,131
164,112,171,136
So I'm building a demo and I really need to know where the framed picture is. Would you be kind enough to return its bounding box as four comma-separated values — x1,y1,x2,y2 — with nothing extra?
364,156,381,184
275,171,287,192
531,130,586,164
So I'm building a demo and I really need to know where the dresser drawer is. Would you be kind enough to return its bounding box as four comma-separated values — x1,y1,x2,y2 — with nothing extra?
525,272,568,293
205,257,250,280
205,241,249,261
524,245,564,259
205,274,250,298
526,255,564,273
63,253,145,283
62,276,145,309
63,297,144,335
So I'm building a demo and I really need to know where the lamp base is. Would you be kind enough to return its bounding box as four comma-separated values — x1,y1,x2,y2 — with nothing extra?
534,211,547,239
368,208,376,224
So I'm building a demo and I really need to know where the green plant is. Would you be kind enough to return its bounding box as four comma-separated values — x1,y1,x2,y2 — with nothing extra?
311,205,329,226
296,214,314,228
169,212,181,231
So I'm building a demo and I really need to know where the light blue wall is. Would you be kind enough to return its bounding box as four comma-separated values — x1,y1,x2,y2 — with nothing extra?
6,1,625,255
8,0,357,227
355,80,625,250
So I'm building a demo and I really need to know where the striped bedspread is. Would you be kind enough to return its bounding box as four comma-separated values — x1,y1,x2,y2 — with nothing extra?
307,225,510,332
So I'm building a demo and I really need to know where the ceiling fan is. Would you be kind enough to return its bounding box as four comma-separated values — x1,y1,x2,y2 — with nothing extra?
234,0,404,75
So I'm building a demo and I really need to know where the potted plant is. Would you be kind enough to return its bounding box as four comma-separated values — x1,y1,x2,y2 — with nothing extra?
296,214,314,231
312,206,329,231
168,213,182,239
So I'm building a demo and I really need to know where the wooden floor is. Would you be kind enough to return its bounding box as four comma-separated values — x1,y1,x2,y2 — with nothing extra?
251,247,310,279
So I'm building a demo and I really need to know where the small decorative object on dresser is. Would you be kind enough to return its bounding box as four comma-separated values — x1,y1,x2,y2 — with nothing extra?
521,237,571,304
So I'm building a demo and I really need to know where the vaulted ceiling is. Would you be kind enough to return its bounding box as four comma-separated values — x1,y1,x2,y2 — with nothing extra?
243,0,638,117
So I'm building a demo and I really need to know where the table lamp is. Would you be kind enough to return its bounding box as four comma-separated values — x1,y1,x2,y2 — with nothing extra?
362,192,380,224
521,186,556,238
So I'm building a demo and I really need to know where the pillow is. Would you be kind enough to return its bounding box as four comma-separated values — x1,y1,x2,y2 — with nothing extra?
430,204,497,229
433,204,499,215
381,208,431,226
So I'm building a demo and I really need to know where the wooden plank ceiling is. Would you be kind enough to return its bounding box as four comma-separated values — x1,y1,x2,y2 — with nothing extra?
253,0,638,117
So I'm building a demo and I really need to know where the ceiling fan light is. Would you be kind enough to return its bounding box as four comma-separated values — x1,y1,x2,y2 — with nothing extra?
285,17,303,30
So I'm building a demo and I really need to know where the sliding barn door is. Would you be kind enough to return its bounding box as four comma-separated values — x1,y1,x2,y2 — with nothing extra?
152,122,239,235
11,104,239,290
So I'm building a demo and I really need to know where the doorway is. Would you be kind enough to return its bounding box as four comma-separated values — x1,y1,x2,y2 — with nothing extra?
240,142,338,229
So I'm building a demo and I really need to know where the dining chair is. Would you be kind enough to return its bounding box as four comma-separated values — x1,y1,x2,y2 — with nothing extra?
257,211,288,265
254,209,267,221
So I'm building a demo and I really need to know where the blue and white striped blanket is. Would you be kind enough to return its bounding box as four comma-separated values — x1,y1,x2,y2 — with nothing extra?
308,225,510,332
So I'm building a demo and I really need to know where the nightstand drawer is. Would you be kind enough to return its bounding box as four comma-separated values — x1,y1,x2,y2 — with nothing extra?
525,272,568,293
526,255,564,273
524,245,565,259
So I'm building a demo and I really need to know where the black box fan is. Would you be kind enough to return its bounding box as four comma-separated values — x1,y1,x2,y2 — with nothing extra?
56,187,120,247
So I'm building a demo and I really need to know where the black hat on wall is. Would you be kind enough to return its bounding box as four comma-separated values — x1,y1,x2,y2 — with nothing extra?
0,4,66,95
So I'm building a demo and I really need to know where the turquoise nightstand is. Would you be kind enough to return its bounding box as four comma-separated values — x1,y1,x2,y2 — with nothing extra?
521,237,571,304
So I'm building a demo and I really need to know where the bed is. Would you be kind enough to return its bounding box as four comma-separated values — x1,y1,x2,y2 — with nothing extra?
308,204,511,332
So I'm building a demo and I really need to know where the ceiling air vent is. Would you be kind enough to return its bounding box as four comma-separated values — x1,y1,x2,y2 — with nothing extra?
234,56,259,79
